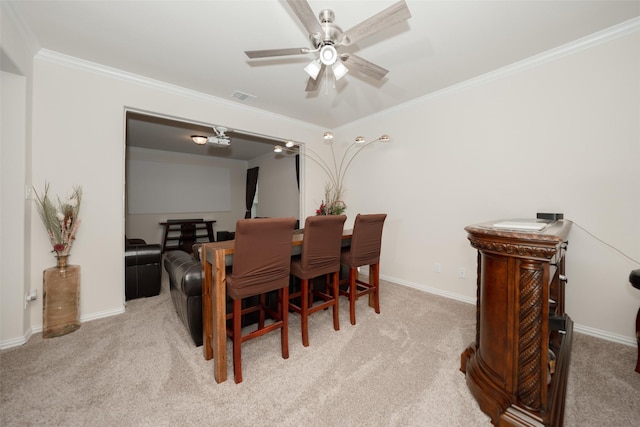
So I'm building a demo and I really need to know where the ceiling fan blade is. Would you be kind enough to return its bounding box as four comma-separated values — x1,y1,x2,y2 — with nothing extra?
245,48,310,59
287,0,323,38
340,54,389,80
305,64,326,92
340,0,411,46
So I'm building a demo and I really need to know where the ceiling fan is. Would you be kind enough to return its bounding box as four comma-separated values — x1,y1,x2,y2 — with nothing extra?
208,126,231,146
244,0,411,91
192,126,232,146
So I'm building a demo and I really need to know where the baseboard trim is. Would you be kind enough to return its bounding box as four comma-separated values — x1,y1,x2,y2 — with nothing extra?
573,323,636,347
0,305,125,350
80,306,125,323
0,329,34,350
380,273,636,348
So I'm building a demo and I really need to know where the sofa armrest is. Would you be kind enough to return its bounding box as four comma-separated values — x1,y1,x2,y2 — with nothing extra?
124,242,161,300
125,244,161,266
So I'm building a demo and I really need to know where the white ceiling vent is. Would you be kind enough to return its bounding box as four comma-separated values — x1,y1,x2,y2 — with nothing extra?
231,91,256,103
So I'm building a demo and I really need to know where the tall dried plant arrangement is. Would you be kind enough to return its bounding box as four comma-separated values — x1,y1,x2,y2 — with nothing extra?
33,182,82,257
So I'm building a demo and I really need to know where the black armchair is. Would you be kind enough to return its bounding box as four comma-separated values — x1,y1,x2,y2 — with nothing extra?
125,237,162,300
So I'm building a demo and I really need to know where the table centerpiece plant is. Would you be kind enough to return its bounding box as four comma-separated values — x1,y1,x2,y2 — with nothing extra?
315,184,347,215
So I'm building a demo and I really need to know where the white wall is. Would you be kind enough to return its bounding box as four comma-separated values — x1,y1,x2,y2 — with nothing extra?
249,151,300,220
125,146,301,244
1,5,35,349
125,147,249,244
336,29,640,344
1,71,28,344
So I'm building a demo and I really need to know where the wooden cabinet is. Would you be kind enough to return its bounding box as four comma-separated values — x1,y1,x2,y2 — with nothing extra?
160,219,216,253
461,219,572,426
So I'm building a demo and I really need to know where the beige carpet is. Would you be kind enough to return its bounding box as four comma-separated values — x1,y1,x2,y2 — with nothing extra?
1,271,639,426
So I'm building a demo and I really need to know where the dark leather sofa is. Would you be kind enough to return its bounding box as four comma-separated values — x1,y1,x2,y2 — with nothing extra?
125,237,162,300
164,247,264,347
164,250,205,346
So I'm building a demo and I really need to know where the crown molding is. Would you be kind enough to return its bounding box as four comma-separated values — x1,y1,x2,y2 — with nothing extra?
34,49,320,132
343,16,640,130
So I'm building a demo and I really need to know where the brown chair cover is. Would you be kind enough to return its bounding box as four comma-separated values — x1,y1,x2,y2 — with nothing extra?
340,213,387,325
291,215,347,280
290,215,347,346
227,217,297,299
341,213,387,268
225,217,297,383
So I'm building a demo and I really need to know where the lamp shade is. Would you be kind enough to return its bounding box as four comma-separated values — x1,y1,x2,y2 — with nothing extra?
332,61,348,80
304,60,321,80
191,135,207,145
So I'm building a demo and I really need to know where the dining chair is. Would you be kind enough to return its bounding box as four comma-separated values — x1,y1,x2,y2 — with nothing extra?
289,215,347,347
225,217,297,384
339,213,387,325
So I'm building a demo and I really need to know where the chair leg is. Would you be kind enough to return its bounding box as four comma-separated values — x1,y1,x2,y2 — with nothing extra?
349,267,357,325
232,298,243,384
371,263,381,314
331,270,340,331
281,287,289,359
635,306,639,374
258,293,266,329
301,278,310,347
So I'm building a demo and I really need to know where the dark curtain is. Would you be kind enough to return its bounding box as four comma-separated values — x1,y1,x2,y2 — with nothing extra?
245,167,259,218
295,154,300,190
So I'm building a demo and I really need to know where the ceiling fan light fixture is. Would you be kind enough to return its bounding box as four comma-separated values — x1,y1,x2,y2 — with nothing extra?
304,59,322,80
332,61,349,80
244,1,412,91
191,135,207,145
319,45,338,65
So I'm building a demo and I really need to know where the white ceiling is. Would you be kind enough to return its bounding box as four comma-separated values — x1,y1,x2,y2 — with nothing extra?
5,0,639,159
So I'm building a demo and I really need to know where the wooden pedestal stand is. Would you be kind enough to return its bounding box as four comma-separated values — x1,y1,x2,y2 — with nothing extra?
461,220,572,427
42,262,81,338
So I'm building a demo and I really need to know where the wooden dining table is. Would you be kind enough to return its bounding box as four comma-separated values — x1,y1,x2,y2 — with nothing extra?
200,228,353,383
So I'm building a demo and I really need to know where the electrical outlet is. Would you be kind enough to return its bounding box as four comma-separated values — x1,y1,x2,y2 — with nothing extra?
434,262,442,273
458,267,466,279
24,289,37,308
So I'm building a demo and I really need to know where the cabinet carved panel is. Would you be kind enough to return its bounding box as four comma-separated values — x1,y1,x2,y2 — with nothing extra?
461,219,572,426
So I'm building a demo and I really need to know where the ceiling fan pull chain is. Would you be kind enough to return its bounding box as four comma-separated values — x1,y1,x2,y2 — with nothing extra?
325,67,329,96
